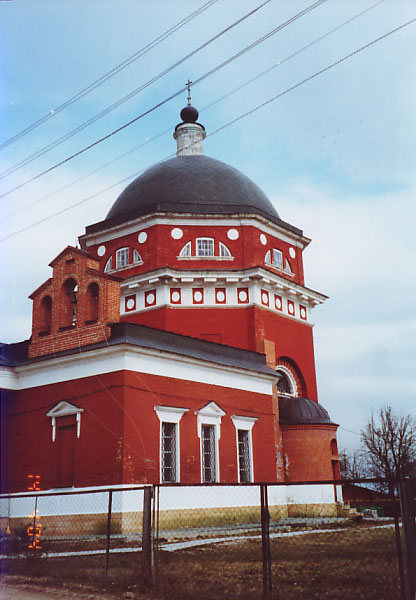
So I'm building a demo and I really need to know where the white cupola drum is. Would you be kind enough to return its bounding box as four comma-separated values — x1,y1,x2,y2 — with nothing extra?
173,81,206,156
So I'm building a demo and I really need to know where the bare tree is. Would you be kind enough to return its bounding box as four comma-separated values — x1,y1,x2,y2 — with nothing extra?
339,450,367,480
361,406,416,489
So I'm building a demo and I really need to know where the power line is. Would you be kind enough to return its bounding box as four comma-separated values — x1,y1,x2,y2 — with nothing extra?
1,16,413,243
0,0,219,151
0,0,327,199
0,0,385,225
0,0,273,181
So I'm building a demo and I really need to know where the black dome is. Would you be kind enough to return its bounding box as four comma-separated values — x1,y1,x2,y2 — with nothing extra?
279,397,336,426
180,104,199,123
105,155,280,224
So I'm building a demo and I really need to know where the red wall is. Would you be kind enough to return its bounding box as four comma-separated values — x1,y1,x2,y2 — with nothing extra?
122,305,318,402
2,369,278,492
281,424,339,481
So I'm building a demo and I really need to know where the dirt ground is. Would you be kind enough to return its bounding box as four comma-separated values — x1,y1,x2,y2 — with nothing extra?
0,577,128,600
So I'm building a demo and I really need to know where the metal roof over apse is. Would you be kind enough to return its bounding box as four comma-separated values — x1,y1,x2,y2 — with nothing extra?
279,396,337,426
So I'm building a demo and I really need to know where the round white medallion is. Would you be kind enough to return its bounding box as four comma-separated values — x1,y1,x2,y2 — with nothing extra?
126,298,135,310
275,297,282,309
289,247,296,259
262,293,268,304
97,245,106,257
260,233,267,246
300,307,306,318
289,304,294,314
216,291,225,302
138,232,147,244
146,293,155,305
227,228,239,240
238,290,248,302
171,228,183,240
194,291,203,302
171,291,180,303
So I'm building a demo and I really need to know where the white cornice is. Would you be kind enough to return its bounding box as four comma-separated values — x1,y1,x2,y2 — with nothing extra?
2,344,275,395
120,266,327,305
80,214,310,249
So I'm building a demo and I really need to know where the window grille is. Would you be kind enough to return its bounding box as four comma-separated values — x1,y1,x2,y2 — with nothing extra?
133,249,142,264
161,422,177,482
238,430,251,482
179,241,191,257
202,424,216,482
116,247,129,269
197,238,214,257
272,249,283,268
219,242,232,257
277,371,293,395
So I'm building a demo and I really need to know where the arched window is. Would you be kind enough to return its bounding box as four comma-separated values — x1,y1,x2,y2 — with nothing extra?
276,368,297,396
219,242,232,257
265,249,283,269
133,249,142,264
86,282,99,323
40,295,52,333
104,256,113,272
179,241,191,257
285,259,292,273
62,278,78,328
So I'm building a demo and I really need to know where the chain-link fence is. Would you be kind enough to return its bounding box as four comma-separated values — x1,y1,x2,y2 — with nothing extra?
1,478,415,599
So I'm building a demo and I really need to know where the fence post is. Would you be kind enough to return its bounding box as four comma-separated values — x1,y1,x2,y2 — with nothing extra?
142,486,154,581
260,484,273,598
399,478,416,599
105,490,113,574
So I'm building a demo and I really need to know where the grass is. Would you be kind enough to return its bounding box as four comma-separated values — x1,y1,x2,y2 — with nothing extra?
1,524,404,599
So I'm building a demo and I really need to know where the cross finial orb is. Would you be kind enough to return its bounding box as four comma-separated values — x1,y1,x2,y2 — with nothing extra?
186,79,192,105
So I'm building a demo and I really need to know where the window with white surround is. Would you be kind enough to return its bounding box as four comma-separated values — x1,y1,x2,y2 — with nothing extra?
285,259,292,273
272,249,283,268
219,242,232,257
154,406,188,483
116,247,129,269
133,249,142,264
196,402,225,483
276,366,298,397
46,401,84,442
104,256,113,272
231,416,257,482
179,241,192,257
265,249,284,269
196,238,214,257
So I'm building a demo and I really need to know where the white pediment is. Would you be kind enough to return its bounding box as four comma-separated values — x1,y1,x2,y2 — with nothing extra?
46,401,84,418
195,401,225,418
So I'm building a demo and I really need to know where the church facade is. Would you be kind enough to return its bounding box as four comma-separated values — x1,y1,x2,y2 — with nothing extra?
1,103,339,493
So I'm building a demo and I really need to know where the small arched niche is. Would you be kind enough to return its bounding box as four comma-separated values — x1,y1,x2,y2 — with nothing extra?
86,282,99,324
61,278,78,328
39,295,52,334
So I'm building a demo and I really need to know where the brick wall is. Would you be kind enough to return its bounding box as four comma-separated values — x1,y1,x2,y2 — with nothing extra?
29,247,120,358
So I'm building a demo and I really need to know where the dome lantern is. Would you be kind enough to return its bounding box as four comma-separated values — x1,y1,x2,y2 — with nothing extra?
173,80,206,156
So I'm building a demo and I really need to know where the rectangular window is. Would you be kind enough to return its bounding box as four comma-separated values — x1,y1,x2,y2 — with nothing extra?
202,424,216,482
272,249,283,268
237,430,251,483
116,247,129,268
161,422,177,482
197,238,214,257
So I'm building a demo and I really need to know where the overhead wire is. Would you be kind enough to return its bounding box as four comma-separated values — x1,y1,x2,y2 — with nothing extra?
1,16,414,243
0,0,327,199
0,0,274,180
0,0,386,225
0,0,219,151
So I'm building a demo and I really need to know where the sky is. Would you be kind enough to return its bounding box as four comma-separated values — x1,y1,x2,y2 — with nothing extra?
0,0,415,453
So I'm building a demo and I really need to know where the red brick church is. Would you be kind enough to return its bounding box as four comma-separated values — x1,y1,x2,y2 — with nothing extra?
1,102,339,493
